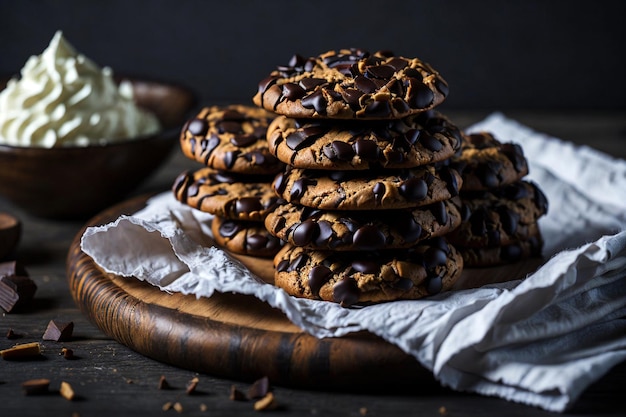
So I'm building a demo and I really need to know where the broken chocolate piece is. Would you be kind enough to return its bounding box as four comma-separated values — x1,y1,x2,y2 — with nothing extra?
230,385,247,401
6,328,21,340
247,376,270,399
158,375,171,390
42,320,74,342
21,378,50,395
0,261,36,313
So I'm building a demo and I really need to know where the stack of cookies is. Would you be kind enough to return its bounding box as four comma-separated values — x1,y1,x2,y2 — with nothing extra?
253,49,467,306
447,132,548,266
172,105,286,258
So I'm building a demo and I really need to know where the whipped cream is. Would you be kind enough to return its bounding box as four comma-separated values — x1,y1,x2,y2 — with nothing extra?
0,31,161,147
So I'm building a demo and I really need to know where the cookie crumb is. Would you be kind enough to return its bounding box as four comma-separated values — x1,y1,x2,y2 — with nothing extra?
186,376,199,394
60,381,75,401
1,341,41,360
21,378,50,395
199,403,208,412
173,402,184,413
61,347,74,359
359,407,368,415
162,402,173,411
254,392,278,411
439,406,447,415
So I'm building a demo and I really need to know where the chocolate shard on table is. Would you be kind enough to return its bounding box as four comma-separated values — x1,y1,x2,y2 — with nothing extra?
42,320,74,342
0,260,36,313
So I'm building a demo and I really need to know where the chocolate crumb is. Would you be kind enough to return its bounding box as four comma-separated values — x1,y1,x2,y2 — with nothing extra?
253,392,278,411
230,385,247,401
21,378,50,395
186,376,199,395
247,376,270,399
42,320,74,342
158,375,171,390
6,328,21,339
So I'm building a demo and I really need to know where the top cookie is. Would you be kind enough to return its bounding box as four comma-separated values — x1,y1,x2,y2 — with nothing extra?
266,110,462,170
450,131,529,191
179,105,284,175
253,48,449,120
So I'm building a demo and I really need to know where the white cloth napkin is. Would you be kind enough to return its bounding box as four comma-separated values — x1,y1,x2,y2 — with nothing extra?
81,113,626,412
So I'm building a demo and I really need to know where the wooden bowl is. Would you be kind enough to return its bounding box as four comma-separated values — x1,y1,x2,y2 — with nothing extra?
0,78,196,219
0,212,21,260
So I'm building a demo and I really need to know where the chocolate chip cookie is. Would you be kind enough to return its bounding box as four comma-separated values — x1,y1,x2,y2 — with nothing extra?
447,181,548,247
272,165,462,210
273,237,463,306
211,216,283,258
253,48,449,119
172,168,283,221
450,131,528,191
179,105,284,174
265,198,462,251
266,110,462,170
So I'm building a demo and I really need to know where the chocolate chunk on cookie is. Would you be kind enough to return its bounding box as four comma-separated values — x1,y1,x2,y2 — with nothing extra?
272,165,462,210
172,168,283,221
450,131,529,191
211,216,283,258
253,48,449,119
180,105,284,174
273,237,463,306
457,231,544,267
447,181,548,247
266,110,462,170
265,198,462,251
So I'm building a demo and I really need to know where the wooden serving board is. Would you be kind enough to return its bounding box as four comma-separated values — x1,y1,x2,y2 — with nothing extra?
67,195,544,390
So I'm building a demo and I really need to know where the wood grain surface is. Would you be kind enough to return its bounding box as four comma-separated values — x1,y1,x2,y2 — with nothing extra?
67,195,431,389
66,194,547,390
2,111,624,416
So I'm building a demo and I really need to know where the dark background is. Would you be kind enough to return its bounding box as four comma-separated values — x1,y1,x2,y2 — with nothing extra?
0,0,624,111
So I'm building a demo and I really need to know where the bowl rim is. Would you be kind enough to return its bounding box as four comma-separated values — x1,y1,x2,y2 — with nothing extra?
0,126,182,152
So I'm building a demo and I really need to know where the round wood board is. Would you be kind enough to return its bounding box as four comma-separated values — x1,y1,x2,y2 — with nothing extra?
67,194,544,390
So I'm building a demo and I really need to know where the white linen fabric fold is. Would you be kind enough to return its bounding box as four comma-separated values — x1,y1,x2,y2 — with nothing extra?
81,113,626,412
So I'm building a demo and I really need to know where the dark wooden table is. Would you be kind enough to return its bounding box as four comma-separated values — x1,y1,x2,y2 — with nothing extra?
1,110,625,417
